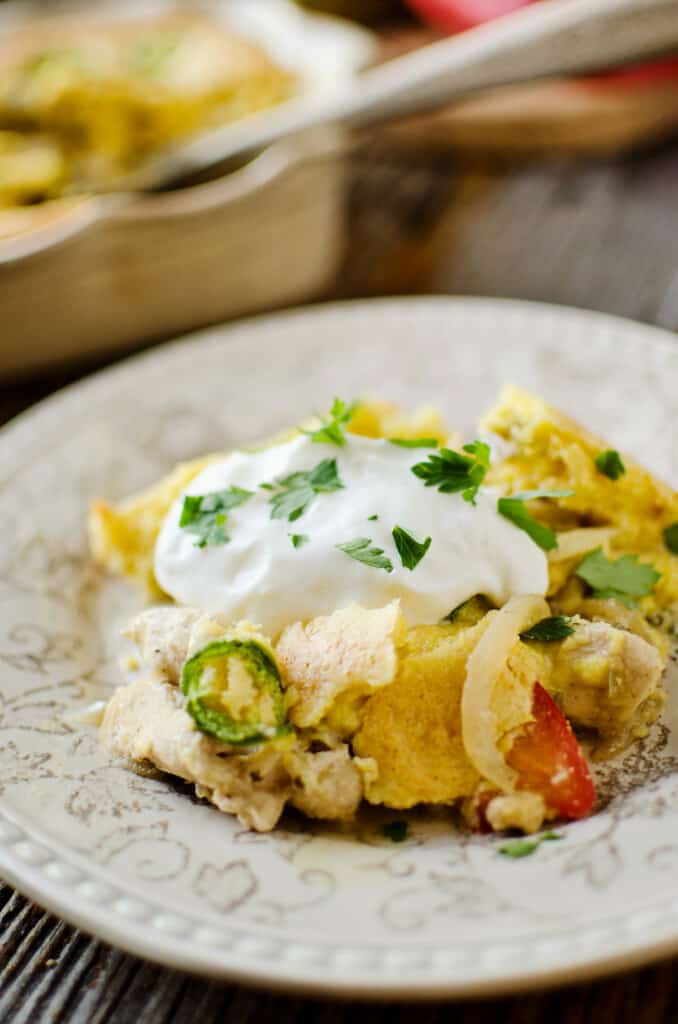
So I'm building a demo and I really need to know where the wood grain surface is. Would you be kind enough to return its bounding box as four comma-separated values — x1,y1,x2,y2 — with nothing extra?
1,135,678,1022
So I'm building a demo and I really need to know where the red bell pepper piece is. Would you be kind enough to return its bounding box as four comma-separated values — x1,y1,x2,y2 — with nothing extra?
507,682,595,820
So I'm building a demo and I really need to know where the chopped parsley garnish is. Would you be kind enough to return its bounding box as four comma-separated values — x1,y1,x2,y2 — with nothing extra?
497,489,573,551
520,616,575,643
388,437,439,448
367,514,379,521
381,821,409,843
664,522,678,555
411,440,490,505
336,537,393,573
574,547,661,608
302,397,358,447
258,482,274,491
595,449,626,481
289,533,309,549
499,831,563,859
392,525,431,571
268,458,344,522
179,486,253,548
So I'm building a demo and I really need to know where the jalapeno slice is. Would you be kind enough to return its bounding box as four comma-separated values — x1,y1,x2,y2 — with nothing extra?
181,636,290,746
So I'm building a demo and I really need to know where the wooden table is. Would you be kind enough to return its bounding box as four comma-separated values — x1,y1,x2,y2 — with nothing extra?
2,135,678,1022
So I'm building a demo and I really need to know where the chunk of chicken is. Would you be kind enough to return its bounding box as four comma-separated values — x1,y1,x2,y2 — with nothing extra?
550,618,664,735
100,674,365,831
100,675,289,831
285,748,366,821
123,606,259,684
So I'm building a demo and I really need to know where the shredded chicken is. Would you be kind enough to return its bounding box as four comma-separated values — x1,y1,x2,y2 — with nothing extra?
551,617,664,734
123,607,263,683
101,675,288,830
285,748,364,821
100,673,364,831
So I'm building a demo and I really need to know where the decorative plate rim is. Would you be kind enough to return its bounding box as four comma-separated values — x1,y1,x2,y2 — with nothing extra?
1,295,678,999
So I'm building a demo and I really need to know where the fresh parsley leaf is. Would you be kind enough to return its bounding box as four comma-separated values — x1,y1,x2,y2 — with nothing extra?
388,437,439,448
595,449,626,481
520,616,575,643
497,499,556,551
381,821,409,843
575,547,661,608
336,537,393,573
664,522,678,555
179,486,253,548
302,397,359,447
289,533,309,548
392,525,431,571
268,458,344,522
367,514,379,521
411,440,490,505
258,482,274,491
499,831,563,859
497,489,574,552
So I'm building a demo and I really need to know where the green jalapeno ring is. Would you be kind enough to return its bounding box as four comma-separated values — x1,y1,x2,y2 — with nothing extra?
181,637,291,747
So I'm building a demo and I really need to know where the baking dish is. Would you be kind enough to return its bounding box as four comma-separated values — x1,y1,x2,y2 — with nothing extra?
0,0,375,376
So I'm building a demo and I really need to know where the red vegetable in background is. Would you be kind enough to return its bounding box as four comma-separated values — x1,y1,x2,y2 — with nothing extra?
507,682,596,821
404,0,534,32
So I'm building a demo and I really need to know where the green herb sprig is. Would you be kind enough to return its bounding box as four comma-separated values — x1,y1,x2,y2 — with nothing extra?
499,831,563,859
574,547,661,608
179,486,253,548
336,537,393,573
392,526,431,571
302,397,358,447
595,450,626,480
411,440,491,505
497,489,574,551
519,616,575,643
289,533,309,548
268,458,344,522
388,437,439,449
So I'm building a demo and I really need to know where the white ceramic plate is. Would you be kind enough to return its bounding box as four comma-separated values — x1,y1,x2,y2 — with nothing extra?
1,297,677,1000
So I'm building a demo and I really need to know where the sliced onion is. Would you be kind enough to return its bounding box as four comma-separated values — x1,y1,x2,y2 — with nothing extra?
461,594,549,793
549,528,616,564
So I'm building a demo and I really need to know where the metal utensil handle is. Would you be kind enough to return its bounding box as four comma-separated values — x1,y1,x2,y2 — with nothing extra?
139,0,678,187
353,0,678,121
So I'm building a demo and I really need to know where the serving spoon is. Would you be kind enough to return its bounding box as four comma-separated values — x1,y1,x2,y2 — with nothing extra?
124,0,678,190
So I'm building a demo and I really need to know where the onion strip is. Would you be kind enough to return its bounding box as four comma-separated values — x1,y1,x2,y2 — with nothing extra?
461,594,549,793
549,528,616,564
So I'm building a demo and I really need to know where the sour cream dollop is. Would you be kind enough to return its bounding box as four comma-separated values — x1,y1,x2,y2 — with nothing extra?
155,434,548,636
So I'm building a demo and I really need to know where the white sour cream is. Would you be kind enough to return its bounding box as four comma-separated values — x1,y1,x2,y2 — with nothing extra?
155,434,548,636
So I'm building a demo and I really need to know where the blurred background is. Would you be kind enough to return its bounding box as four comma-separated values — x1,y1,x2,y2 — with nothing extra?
1,0,678,406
